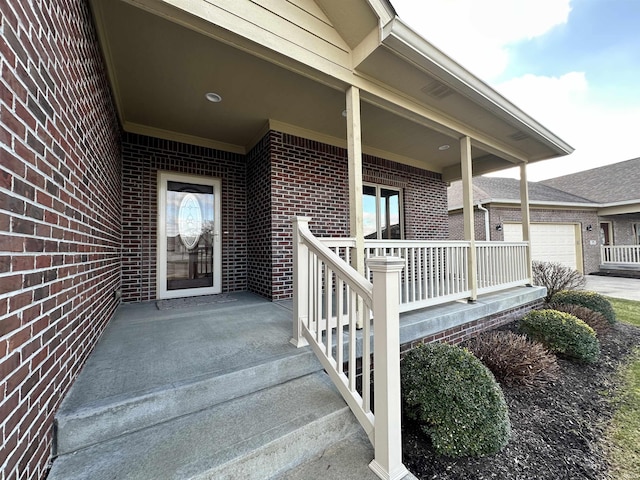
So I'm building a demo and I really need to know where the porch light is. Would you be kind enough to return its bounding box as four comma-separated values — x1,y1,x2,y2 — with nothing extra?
205,92,222,103
496,224,503,231
586,225,593,231
438,144,450,151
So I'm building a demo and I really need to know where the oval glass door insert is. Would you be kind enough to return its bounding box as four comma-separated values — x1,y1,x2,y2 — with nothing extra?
178,193,203,250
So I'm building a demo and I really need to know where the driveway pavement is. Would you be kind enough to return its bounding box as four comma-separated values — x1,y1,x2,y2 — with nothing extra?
584,275,640,302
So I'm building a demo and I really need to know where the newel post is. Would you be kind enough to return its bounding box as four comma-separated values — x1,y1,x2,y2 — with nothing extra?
290,216,311,347
367,256,409,480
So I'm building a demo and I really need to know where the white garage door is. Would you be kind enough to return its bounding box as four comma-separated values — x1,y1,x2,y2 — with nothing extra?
503,223,580,271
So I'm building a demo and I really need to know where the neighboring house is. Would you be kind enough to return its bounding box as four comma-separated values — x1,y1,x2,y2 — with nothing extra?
448,157,640,274
0,1,573,478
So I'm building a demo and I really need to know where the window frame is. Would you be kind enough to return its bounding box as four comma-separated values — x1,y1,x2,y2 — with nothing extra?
362,182,404,240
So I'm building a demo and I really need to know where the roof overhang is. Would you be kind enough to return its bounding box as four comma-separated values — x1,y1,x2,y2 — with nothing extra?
89,0,572,181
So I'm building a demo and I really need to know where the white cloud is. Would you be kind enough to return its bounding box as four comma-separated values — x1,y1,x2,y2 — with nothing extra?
391,0,640,180
491,72,640,180
391,0,572,80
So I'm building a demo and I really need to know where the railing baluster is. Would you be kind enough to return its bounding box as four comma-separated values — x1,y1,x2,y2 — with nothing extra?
325,266,333,358
362,304,371,414
348,289,357,393
336,278,344,373
316,257,323,344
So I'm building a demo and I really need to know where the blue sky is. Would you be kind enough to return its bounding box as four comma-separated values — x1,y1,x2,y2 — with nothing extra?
391,0,640,180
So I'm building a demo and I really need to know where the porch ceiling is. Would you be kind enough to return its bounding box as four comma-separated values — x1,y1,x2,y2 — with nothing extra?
90,0,527,176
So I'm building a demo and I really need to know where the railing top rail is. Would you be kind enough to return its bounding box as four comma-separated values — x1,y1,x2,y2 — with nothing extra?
319,237,357,247
476,241,529,246
296,222,373,305
364,240,472,247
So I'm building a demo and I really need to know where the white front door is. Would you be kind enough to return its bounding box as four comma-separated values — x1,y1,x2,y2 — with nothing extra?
157,172,222,299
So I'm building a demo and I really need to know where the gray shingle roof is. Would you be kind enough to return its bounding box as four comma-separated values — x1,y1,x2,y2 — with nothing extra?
447,176,591,209
448,157,640,209
539,157,640,203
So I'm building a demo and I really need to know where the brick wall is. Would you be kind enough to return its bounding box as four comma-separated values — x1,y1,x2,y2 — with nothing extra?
269,132,448,300
400,298,544,352
448,208,487,240
364,156,448,240
449,205,601,273
121,133,247,302
490,206,600,273
0,1,121,478
604,214,640,245
246,132,272,298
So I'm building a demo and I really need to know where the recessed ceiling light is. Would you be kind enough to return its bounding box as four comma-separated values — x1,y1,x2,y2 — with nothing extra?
205,92,222,103
438,144,450,151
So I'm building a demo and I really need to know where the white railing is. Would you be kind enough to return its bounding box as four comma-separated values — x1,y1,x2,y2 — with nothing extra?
291,217,408,480
601,245,640,265
476,241,530,294
364,240,471,312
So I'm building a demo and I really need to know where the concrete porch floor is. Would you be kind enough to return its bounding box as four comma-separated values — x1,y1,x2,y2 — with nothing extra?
51,287,544,479
58,292,299,412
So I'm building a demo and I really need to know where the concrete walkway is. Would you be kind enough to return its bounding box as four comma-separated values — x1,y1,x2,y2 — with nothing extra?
584,275,640,302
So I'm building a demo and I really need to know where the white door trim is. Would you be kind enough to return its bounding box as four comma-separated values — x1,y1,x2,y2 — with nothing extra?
157,171,222,299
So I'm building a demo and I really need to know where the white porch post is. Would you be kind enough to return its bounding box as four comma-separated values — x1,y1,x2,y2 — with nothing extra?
519,163,533,285
290,216,311,347
367,256,409,480
346,86,365,327
461,136,477,302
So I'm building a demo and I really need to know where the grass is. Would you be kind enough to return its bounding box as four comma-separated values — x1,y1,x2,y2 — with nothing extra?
607,297,640,480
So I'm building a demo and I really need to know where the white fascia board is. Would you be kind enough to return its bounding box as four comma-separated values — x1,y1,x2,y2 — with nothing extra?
448,198,640,213
381,18,574,157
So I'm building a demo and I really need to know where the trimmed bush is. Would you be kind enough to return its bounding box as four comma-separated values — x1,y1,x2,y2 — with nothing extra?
465,331,559,388
550,290,616,325
401,343,510,458
519,309,600,363
550,303,611,336
532,261,586,303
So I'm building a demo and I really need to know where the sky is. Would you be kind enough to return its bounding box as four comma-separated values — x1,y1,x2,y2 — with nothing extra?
391,0,640,181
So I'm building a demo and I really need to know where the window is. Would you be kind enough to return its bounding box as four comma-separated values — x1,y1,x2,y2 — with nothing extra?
634,223,640,245
363,184,403,239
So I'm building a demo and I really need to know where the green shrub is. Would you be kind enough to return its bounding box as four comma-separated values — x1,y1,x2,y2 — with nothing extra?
550,303,611,336
519,309,600,363
532,261,586,303
465,331,559,388
401,343,510,458
551,290,616,325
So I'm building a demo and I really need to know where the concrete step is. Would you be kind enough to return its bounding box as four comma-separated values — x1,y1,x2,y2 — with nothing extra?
54,348,322,455
279,429,418,480
48,372,362,480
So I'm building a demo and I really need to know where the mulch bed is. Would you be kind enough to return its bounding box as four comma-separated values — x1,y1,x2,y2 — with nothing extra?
402,321,640,480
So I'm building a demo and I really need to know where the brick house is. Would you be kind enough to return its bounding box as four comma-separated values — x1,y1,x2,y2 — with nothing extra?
0,0,573,478
448,158,640,275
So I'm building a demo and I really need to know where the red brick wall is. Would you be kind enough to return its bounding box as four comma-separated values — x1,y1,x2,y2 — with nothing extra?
246,132,273,298
269,132,448,300
0,1,121,478
121,133,247,302
364,156,448,240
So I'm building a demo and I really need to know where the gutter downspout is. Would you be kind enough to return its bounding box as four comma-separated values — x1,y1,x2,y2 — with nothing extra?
477,203,490,241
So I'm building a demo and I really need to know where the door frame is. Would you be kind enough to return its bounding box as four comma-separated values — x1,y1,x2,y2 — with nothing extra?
157,171,222,299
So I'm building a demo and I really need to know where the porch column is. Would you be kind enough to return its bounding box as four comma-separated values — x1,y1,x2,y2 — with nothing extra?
346,86,364,272
368,256,409,480
520,163,533,285
461,136,477,302
346,86,365,327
